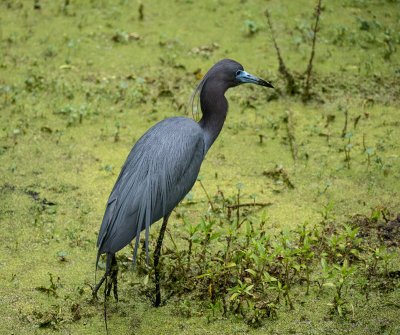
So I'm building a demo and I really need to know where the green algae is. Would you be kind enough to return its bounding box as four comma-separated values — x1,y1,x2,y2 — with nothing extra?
0,0,399,334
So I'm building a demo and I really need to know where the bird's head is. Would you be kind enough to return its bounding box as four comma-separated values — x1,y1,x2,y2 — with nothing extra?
204,59,274,89
190,59,274,120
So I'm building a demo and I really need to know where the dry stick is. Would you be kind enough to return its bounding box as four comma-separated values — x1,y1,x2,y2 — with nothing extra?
236,188,241,229
362,133,366,152
166,228,179,252
341,107,349,138
285,110,298,161
186,236,193,271
303,0,322,102
354,115,361,129
227,202,272,210
227,202,272,220
198,179,215,212
138,3,144,21
265,10,297,95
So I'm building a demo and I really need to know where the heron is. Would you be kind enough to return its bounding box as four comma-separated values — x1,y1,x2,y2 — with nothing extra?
93,59,273,306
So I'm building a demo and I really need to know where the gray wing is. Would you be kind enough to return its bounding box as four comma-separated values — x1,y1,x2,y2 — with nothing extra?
97,117,205,261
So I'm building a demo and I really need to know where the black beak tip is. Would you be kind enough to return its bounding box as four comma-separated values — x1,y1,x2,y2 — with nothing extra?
262,80,274,89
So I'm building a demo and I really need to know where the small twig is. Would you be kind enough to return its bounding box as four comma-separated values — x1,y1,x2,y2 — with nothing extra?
138,3,144,21
341,107,349,138
303,0,322,102
362,133,366,152
236,188,241,229
265,9,297,95
198,179,215,212
353,115,361,129
227,202,272,210
227,202,272,220
284,110,298,161
324,114,335,145
166,228,178,252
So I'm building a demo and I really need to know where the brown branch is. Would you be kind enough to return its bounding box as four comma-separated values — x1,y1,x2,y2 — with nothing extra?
138,3,144,21
227,202,272,221
265,10,297,95
303,0,322,102
198,179,215,212
341,107,349,138
227,202,272,211
284,110,298,161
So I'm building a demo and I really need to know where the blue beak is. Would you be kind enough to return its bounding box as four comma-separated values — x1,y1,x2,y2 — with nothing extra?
236,70,274,88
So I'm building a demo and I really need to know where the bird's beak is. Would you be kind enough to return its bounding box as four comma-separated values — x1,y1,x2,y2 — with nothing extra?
236,70,274,88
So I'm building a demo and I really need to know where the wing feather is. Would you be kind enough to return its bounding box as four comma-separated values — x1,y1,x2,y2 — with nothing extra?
97,117,205,265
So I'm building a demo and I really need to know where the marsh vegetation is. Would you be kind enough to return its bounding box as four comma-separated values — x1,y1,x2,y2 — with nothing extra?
0,0,399,334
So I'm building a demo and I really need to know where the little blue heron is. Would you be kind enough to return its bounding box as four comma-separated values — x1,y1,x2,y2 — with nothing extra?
93,59,273,306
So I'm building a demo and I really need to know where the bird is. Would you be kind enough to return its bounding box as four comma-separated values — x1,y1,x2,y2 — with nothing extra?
93,59,273,306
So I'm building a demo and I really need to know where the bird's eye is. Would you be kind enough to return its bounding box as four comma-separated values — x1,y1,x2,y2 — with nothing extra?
235,70,242,76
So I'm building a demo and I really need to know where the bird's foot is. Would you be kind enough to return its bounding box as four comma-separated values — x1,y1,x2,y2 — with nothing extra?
105,263,118,302
92,256,119,302
92,274,106,300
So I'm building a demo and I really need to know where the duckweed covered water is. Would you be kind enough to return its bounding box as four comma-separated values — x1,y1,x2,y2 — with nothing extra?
1,0,399,334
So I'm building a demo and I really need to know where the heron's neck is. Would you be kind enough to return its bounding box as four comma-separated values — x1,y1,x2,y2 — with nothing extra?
198,82,228,152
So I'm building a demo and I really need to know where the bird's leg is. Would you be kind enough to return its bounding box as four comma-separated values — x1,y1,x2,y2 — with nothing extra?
154,213,170,307
105,255,119,302
92,273,107,300
92,254,118,301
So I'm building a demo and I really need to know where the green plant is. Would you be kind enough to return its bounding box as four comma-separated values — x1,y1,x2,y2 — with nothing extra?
242,20,259,36
325,259,356,317
343,132,353,169
133,187,399,325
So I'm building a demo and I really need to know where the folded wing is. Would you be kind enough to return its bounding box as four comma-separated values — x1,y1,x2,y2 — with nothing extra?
97,117,205,264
